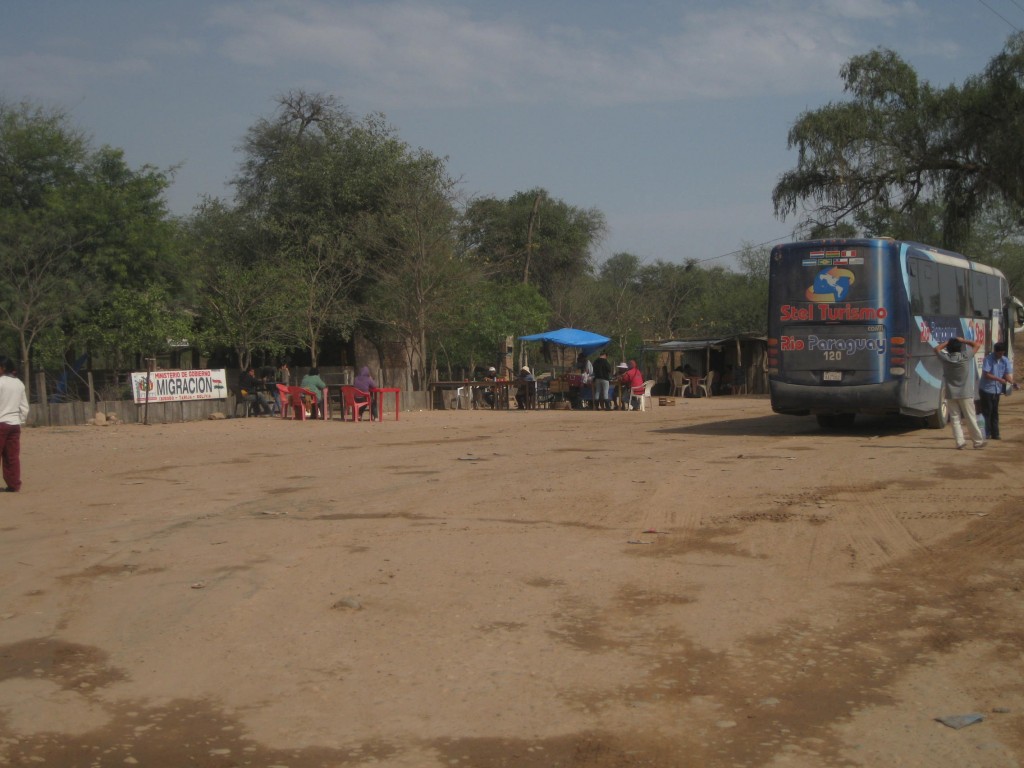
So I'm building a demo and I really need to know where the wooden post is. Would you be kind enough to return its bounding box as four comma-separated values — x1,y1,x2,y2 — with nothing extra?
143,358,155,426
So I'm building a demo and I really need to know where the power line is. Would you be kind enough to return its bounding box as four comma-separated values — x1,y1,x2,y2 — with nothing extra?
696,228,812,266
977,0,1022,32
1005,0,1024,17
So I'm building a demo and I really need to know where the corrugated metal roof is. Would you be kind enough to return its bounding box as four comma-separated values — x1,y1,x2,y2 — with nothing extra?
643,334,766,352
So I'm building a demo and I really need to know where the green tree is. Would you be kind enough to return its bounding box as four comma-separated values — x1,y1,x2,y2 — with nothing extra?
234,90,404,364
635,259,705,339
285,224,362,366
462,188,606,300
79,285,193,377
360,152,470,386
438,281,550,376
962,203,1024,296
0,100,178,397
186,199,297,370
730,243,771,336
589,253,643,359
773,33,1024,250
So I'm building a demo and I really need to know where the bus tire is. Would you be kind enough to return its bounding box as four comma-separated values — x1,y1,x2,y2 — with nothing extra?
924,391,948,429
816,413,856,430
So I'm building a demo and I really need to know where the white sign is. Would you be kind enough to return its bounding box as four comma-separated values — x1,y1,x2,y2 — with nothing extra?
131,369,228,404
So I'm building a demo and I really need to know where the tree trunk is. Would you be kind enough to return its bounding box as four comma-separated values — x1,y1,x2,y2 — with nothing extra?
19,332,32,403
523,192,542,286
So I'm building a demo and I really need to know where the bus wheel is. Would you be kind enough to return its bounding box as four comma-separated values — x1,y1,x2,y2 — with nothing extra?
924,391,948,429
816,413,856,430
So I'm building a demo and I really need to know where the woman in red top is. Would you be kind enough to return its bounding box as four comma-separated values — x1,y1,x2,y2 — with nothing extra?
617,360,644,411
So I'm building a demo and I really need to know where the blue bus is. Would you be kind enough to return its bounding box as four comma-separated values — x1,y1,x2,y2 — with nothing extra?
767,238,1024,429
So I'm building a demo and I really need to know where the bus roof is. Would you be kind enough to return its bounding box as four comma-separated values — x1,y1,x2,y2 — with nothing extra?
772,238,1006,279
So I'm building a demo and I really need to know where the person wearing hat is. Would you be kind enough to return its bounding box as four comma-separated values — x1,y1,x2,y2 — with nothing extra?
481,365,499,408
616,360,644,411
514,365,536,409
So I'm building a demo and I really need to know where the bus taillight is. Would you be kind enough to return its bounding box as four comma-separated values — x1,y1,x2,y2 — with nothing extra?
890,337,906,370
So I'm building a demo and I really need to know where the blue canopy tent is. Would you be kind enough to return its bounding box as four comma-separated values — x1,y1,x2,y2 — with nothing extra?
518,328,610,356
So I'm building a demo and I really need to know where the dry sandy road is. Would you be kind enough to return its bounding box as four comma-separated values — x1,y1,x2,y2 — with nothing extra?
0,395,1021,767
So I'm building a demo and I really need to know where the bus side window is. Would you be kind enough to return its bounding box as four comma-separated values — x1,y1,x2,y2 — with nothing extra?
955,269,969,315
917,261,940,314
938,264,959,316
991,275,1006,313
970,271,988,317
909,258,924,314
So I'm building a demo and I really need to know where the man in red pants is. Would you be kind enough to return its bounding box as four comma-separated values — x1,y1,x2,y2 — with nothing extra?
0,356,30,492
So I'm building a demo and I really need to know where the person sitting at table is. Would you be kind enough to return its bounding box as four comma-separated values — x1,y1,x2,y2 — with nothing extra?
481,366,497,408
239,366,273,416
256,365,280,414
300,366,328,418
353,365,377,419
514,366,535,409
617,360,645,411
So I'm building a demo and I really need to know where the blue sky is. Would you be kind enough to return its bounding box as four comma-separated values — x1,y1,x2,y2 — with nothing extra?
2,0,1021,269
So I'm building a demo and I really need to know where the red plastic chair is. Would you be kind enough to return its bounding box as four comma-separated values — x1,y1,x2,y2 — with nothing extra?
341,386,371,422
278,385,295,419
283,386,318,420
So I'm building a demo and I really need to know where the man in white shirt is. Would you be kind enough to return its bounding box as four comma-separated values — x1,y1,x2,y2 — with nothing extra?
0,356,30,492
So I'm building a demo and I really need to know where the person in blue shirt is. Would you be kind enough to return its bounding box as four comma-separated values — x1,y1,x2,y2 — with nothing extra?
979,342,1017,440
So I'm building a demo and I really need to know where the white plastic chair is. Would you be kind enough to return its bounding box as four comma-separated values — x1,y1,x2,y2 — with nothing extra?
638,379,655,411
698,370,715,398
670,370,686,397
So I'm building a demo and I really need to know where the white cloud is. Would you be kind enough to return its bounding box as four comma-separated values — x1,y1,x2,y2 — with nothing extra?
206,0,924,107
0,52,150,103
128,35,204,58
822,0,923,22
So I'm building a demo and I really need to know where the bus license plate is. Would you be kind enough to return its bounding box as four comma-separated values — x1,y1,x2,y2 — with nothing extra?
823,371,842,382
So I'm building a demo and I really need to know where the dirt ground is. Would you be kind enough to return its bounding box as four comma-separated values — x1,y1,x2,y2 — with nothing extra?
0,394,1022,767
